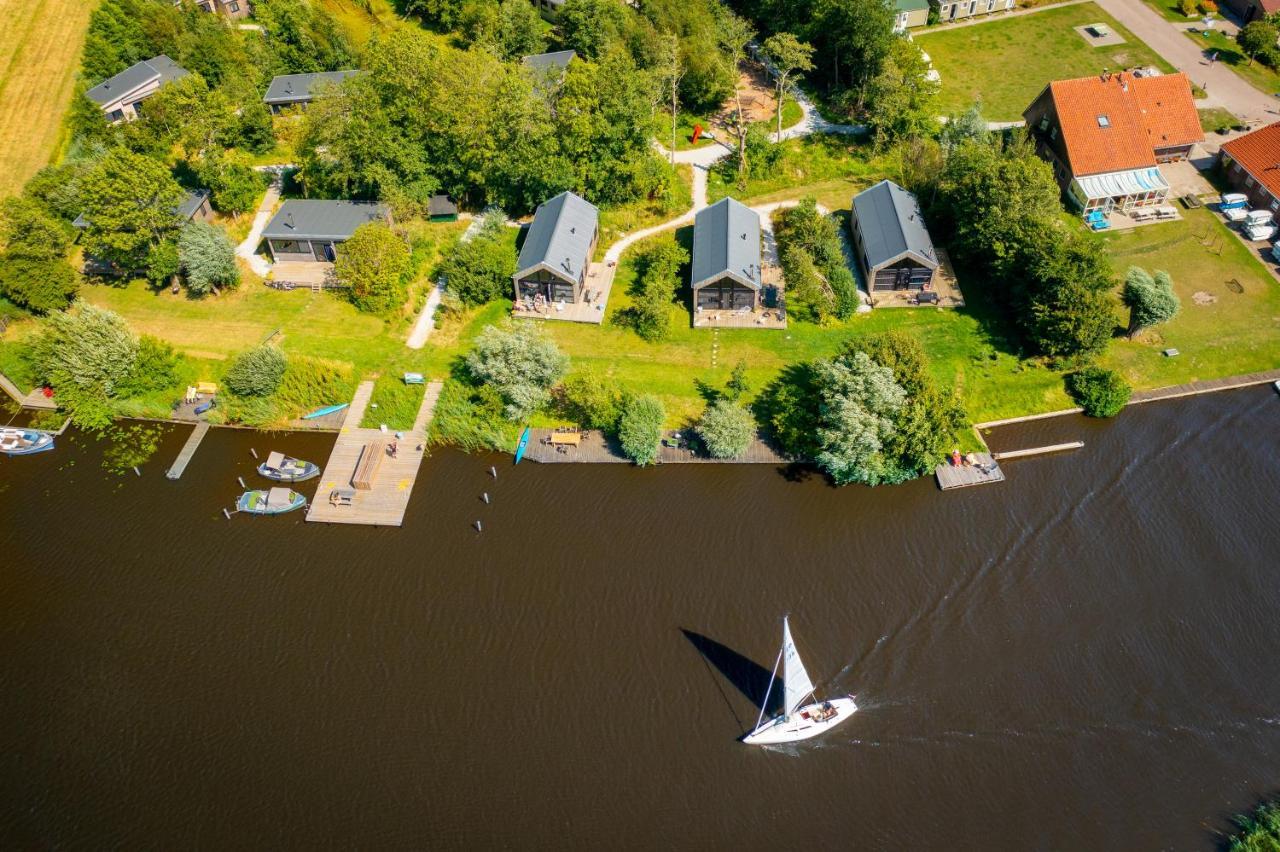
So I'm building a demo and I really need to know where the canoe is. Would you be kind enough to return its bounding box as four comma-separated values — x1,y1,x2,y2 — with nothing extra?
236,487,306,515
514,426,531,464
302,403,349,420
257,451,320,482
0,428,54,456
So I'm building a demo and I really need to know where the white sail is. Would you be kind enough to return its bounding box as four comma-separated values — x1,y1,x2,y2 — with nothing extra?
782,616,816,717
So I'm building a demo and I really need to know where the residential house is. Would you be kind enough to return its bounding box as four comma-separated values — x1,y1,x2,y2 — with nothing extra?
85,55,189,124
521,50,577,76
1023,70,1202,216
1217,0,1280,23
260,200,390,263
73,189,215,232
263,71,359,113
894,0,930,31
1219,122,1280,217
512,191,599,307
530,0,566,21
691,197,763,313
174,0,250,18
936,0,1015,22
850,180,939,293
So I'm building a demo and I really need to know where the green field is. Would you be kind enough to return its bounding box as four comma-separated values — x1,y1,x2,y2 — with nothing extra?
917,2,1177,120
1181,27,1280,98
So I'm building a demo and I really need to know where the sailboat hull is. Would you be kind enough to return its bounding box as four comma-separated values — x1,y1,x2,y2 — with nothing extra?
743,696,857,745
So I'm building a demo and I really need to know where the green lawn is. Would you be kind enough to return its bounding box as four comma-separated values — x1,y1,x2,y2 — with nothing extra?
707,134,893,210
1139,0,1204,22
655,96,804,151
1097,207,1280,389
1182,27,1280,97
916,2,1178,120
1198,106,1239,133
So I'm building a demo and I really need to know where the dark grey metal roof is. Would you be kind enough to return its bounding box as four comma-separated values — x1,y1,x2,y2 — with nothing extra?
85,55,188,105
261,200,388,241
691,197,761,291
262,70,359,104
73,189,209,229
428,195,458,216
851,180,938,271
514,191,598,282
521,50,577,74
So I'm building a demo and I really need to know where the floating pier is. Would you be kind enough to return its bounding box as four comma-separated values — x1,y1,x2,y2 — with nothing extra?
992,441,1084,461
305,379,442,527
935,452,1005,490
166,422,211,480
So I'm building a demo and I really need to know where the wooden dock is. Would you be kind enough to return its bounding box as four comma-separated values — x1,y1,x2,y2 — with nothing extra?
935,453,1004,490
993,441,1084,461
520,429,788,464
166,422,211,480
0,371,57,410
305,380,442,527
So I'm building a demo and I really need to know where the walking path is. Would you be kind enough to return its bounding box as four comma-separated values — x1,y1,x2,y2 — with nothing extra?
406,284,442,349
1093,0,1278,122
236,178,280,278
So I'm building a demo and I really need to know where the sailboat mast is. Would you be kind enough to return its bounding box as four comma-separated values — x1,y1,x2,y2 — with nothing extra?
754,644,784,732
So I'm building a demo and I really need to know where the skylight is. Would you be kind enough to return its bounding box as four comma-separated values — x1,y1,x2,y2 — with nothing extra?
1097,115,1111,128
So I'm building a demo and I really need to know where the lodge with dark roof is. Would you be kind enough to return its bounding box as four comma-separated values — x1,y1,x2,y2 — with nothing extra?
512,191,599,308
1023,70,1202,217
1219,122,1280,217
850,180,938,293
85,55,189,124
691,197,763,313
261,200,390,263
263,71,360,113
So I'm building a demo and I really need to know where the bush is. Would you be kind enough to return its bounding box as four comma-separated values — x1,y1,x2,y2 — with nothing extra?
773,199,858,322
1229,802,1280,851
224,345,287,397
1065,367,1130,417
0,258,78,314
618,394,664,465
30,302,139,428
623,236,688,342
429,379,513,451
465,321,568,420
115,335,180,398
179,221,239,295
273,356,355,416
697,399,754,459
560,370,623,431
336,221,411,314
1178,0,1197,15
146,239,181,285
441,215,516,306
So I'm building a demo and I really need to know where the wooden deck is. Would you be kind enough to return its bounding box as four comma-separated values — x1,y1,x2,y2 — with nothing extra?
166,422,211,480
520,428,788,464
0,371,57,410
935,453,1004,490
305,380,443,527
511,262,615,324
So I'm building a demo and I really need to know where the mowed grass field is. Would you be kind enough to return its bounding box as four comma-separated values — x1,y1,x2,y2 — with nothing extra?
0,0,95,197
916,2,1177,120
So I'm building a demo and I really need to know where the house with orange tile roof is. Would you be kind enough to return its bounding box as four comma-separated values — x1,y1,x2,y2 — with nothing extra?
1219,123,1280,218
1023,71,1203,218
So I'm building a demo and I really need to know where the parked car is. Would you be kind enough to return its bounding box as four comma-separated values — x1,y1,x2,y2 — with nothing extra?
1219,192,1248,211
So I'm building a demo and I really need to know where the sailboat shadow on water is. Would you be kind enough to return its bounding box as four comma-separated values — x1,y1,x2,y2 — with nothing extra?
681,629,786,730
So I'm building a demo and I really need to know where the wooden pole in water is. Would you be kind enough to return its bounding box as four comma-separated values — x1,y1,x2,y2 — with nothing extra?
475,520,483,532
237,476,246,489
483,492,490,504
489,466,497,479
222,508,231,520
250,448,258,459
133,466,141,477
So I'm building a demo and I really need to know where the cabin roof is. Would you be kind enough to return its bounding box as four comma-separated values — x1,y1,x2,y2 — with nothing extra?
262,200,388,241
515,191,598,282
851,180,938,271
691,197,762,290
85,55,188,105
262,70,359,104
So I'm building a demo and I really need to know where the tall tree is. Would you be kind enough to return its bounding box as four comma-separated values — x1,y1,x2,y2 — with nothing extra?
660,33,685,165
78,148,186,269
178,221,240,295
760,33,814,140
718,12,756,181
335,221,411,314
1122,266,1180,338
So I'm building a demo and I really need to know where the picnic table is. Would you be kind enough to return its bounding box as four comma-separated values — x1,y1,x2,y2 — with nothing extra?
550,431,581,446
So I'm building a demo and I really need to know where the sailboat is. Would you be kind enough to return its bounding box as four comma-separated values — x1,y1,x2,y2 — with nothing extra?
742,616,856,746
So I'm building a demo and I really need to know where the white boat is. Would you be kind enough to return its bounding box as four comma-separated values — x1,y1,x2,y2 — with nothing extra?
1246,223,1277,242
1223,207,1250,223
742,616,856,746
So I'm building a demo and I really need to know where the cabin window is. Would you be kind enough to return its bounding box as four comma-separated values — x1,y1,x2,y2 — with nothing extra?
1246,176,1255,188
107,108,125,122
1270,199,1279,211
272,239,303,254
229,0,240,9
1049,126,1057,140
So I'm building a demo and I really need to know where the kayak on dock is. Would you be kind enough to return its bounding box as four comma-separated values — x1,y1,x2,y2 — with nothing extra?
0,428,54,456
303,403,349,420
236,487,306,515
257,451,320,482
514,426,531,464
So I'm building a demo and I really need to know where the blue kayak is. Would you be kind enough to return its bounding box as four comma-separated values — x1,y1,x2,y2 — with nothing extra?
514,426,531,464
303,403,349,420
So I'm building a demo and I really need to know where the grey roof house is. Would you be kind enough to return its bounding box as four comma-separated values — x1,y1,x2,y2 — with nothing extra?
512,191,599,309
691,197,762,313
261,200,390,263
73,189,213,231
263,70,359,113
85,55,188,124
521,50,577,75
849,180,938,293
174,0,251,18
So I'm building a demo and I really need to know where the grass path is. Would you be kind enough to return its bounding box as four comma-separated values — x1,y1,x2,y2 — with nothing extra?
0,0,94,197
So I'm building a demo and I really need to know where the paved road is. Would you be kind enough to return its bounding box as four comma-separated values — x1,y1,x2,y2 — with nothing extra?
1094,0,1278,123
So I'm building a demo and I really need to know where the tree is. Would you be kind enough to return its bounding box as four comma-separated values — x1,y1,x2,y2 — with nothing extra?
115,335,180,397
495,0,546,60
335,221,411,314
560,0,630,59
466,321,569,420
1023,226,1117,358
761,33,815,141
145,238,181,286
1122,266,1180,338
194,151,267,217
1,197,73,260
896,137,944,198
718,12,756,181
625,236,688,341
618,393,664,465
865,38,940,149
561,370,623,430
940,100,988,152
178,221,240,295
441,214,517,305
811,350,906,485
1065,367,1130,417
660,33,685,166
31,302,139,428
697,398,754,458
1239,20,1278,66
78,148,186,270
0,198,78,313
725,359,750,401
808,0,895,104
773,198,858,320
224,345,287,397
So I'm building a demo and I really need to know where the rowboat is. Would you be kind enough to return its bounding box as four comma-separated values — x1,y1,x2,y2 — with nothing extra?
303,403,349,420
257,451,320,482
514,426,531,464
0,428,54,456
236,487,306,515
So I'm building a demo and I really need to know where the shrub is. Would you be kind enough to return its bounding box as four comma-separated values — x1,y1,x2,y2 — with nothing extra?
1065,367,1130,417
697,399,754,459
0,258,78,314
1229,801,1280,851
336,221,411,314
1122,266,1179,337
179,221,240,295
273,356,355,415
618,393,664,465
441,215,516,306
30,302,139,428
623,236,688,342
429,378,513,451
1178,0,1197,15
115,335,180,398
224,345,287,397
145,238,181,285
561,370,623,431
774,199,858,322
465,321,568,420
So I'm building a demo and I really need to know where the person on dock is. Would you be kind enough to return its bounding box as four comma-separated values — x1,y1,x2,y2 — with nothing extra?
388,441,398,459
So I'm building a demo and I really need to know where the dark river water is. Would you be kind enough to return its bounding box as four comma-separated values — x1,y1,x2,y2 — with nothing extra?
2,386,1279,850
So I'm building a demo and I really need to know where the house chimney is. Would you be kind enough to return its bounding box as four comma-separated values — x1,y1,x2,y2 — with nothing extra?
285,212,295,229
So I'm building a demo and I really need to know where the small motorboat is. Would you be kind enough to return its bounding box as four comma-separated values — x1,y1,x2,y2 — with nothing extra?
303,403,348,420
0,428,54,456
257,451,319,482
236,487,306,515
514,426,531,464
1219,192,1248,211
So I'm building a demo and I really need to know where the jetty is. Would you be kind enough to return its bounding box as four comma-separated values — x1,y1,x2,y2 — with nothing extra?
166,422,211,480
0,371,56,410
305,379,442,527
993,441,1084,461
935,453,1004,490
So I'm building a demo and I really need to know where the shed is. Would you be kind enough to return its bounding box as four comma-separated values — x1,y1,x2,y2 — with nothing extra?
428,195,459,222
691,197,762,312
849,180,938,292
512,191,599,306
261,200,390,263
263,70,359,112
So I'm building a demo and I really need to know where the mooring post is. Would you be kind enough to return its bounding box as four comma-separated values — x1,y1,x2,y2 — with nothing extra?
489,466,497,479
250,448,258,459
222,508,231,520
483,492,490,504
237,476,246,489
475,520,483,532
133,466,141,477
